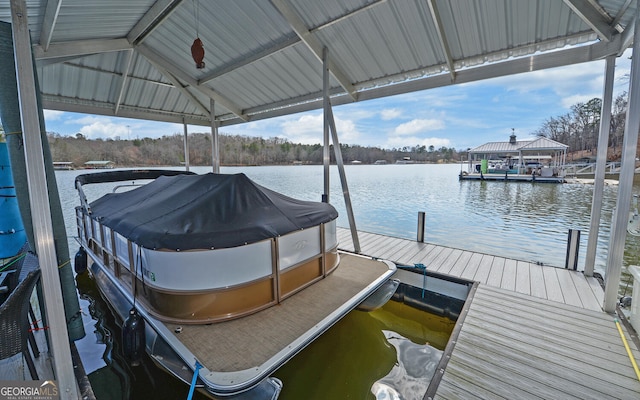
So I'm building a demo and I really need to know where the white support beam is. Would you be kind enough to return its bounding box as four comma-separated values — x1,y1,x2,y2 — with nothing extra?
10,0,79,397
584,55,615,277
619,17,635,55
603,4,640,313
210,98,219,173
271,0,357,100
563,0,615,41
127,0,185,45
136,44,248,121
39,0,61,51
33,38,132,60
114,49,134,115
427,0,456,81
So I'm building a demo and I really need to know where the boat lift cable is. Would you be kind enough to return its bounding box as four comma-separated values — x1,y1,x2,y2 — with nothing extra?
614,317,640,381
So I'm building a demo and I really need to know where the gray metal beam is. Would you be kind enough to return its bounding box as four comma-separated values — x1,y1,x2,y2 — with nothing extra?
114,49,134,115
33,38,132,60
10,0,79,397
563,0,615,41
183,118,189,171
214,36,623,127
584,55,615,277
603,4,640,313
39,0,61,51
127,0,185,45
210,98,219,173
427,0,456,81
140,55,210,116
271,0,357,100
136,44,247,121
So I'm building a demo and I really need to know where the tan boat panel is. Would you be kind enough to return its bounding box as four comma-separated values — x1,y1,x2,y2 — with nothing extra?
164,253,390,372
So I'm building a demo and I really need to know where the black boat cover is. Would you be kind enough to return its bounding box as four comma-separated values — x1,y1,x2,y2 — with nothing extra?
88,173,338,250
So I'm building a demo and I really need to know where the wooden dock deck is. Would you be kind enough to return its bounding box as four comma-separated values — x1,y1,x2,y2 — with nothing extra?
337,227,640,399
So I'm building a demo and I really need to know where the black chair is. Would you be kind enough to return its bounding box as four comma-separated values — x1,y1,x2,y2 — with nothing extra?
0,270,41,379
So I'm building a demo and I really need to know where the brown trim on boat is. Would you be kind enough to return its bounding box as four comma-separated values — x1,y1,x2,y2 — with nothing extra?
133,275,277,324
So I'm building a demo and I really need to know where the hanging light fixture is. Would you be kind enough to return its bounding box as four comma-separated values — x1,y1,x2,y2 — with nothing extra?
190,0,205,69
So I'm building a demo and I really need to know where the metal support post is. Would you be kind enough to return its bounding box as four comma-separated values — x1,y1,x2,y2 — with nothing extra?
10,0,79,397
584,55,615,277
417,212,426,242
210,98,219,173
183,118,190,171
603,4,640,312
322,47,330,203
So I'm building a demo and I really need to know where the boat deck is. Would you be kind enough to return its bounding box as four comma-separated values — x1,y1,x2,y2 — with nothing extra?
162,253,392,383
337,228,640,399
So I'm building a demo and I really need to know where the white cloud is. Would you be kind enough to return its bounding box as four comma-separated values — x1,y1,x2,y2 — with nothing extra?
280,113,362,144
393,118,444,136
79,119,129,139
43,110,64,121
380,108,402,120
385,136,451,149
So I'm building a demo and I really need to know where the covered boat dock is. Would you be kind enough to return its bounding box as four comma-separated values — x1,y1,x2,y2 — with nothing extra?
2,0,640,399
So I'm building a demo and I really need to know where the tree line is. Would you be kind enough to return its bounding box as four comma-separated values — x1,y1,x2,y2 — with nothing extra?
534,92,628,160
2,91,633,167
45,131,460,167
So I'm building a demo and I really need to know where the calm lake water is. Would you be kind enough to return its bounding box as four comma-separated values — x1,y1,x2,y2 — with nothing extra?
53,164,638,399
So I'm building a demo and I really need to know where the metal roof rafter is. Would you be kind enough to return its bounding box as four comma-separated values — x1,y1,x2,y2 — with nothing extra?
136,44,248,121
114,49,134,115
39,0,61,51
563,0,615,41
426,0,456,82
271,0,357,100
33,38,132,61
127,0,185,45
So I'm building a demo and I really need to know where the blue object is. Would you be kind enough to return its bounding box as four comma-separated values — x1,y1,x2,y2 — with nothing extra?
187,361,203,400
414,263,427,298
0,142,26,258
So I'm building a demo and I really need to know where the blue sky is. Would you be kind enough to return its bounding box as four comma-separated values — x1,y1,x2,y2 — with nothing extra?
43,49,632,151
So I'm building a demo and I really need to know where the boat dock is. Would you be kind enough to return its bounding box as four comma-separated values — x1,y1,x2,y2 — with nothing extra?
337,227,640,399
459,172,565,183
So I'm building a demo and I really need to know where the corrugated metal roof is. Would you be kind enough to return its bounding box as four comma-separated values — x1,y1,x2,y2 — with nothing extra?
0,0,635,127
469,136,568,154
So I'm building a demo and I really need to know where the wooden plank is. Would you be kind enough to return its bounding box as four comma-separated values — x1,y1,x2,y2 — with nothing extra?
542,266,565,304
554,267,583,308
379,239,415,261
425,247,455,272
446,250,473,277
485,257,505,288
528,263,547,300
454,326,640,398
514,261,531,295
411,245,444,268
472,254,494,284
391,241,428,264
405,243,437,265
431,248,463,275
500,258,517,291
460,253,483,281
568,271,602,311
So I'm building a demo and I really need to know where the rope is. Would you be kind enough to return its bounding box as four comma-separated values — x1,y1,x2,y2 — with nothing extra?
614,317,640,382
414,263,427,298
4,131,22,136
0,251,27,273
58,259,70,269
187,361,202,400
